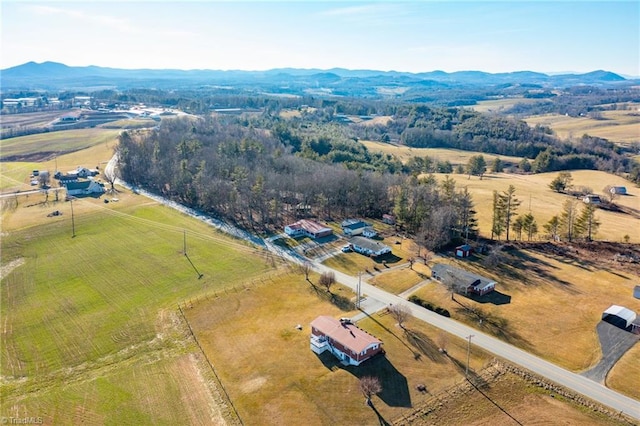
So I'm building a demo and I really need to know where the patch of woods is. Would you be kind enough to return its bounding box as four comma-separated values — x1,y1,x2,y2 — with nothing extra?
118,116,481,252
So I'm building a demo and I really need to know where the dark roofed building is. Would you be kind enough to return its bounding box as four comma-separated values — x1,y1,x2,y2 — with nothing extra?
431,263,496,296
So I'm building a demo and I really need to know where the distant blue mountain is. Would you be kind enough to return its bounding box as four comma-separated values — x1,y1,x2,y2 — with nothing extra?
0,61,631,93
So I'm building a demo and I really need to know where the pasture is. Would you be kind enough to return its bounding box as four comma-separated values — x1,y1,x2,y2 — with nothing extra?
360,140,524,167
0,128,120,162
185,272,495,425
185,271,624,425
470,97,543,113
0,110,68,129
433,170,640,243
1,190,275,423
524,107,640,146
408,248,640,374
0,127,120,192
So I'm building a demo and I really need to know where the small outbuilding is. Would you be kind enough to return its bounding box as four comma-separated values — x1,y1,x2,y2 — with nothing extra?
602,305,637,330
609,186,627,195
634,285,640,300
455,244,472,258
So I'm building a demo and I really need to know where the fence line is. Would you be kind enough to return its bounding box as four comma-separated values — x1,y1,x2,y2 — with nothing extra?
177,303,244,426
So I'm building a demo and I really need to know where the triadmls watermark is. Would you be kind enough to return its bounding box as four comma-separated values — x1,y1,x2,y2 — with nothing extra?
1,417,44,425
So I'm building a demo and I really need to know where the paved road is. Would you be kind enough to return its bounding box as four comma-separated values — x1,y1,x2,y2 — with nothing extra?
107,155,639,420
311,262,640,420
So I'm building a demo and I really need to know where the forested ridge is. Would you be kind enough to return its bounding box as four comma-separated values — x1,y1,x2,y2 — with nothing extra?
118,115,478,248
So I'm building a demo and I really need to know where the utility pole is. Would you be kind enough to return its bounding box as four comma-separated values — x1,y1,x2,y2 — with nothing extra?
70,196,76,238
356,271,362,309
466,334,474,377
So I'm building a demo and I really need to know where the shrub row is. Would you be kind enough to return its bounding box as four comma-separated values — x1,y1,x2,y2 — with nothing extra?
408,295,451,317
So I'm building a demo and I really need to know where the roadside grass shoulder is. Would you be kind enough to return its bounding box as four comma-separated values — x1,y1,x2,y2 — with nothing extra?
605,343,640,401
369,267,425,295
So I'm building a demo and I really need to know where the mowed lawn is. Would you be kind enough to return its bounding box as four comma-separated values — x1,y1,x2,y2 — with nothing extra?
185,273,495,426
1,191,274,423
434,170,640,243
0,128,120,160
410,251,640,373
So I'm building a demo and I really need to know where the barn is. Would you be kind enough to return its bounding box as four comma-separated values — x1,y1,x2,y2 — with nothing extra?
602,305,637,330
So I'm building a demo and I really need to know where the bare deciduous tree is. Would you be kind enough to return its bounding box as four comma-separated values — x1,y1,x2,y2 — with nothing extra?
104,164,119,194
359,376,382,405
298,262,312,281
318,271,335,293
389,304,411,329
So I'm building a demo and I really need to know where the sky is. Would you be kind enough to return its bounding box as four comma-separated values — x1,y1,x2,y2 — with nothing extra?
2,1,639,76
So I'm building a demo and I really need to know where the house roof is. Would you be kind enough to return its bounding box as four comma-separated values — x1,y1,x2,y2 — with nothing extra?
65,181,91,190
456,244,472,251
603,305,637,323
349,236,390,253
287,219,331,235
341,219,368,230
311,316,381,353
431,263,496,289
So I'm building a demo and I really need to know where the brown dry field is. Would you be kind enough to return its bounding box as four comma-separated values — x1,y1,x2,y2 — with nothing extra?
470,97,543,113
185,272,630,426
1,133,117,192
361,140,525,166
407,245,640,373
524,106,640,145
400,365,630,426
606,343,640,401
0,110,69,128
432,170,640,243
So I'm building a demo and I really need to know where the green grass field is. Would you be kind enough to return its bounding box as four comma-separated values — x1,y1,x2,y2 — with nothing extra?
1,191,275,423
0,128,120,161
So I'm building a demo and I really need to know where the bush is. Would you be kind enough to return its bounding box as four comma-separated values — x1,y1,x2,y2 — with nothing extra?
408,295,449,317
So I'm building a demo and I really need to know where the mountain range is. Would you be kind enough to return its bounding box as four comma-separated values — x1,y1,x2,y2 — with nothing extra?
1,61,634,95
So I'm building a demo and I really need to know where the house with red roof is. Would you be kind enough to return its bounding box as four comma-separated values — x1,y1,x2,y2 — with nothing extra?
284,219,333,239
310,316,383,366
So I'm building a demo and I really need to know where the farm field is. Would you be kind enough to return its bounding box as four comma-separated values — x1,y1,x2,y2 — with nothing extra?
0,128,120,162
407,246,640,374
360,140,524,167
0,142,117,192
524,107,640,145
1,189,275,423
185,272,627,425
470,97,543,113
99,117,158,129
432,170,640,243
0,110,70,129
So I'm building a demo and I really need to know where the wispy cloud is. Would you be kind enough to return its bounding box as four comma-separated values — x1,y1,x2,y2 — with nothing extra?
318,3,409,24
27,5,194,38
